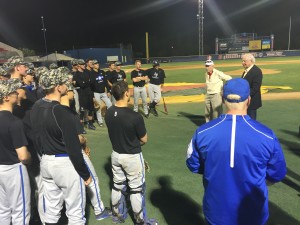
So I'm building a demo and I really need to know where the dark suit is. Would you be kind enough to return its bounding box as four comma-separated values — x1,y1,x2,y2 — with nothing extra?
242,65,263,119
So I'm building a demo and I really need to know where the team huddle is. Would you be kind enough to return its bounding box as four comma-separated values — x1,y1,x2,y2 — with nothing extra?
0,54,287,225
0,56,163,225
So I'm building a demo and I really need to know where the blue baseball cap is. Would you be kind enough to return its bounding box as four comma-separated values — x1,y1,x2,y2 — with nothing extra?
223,78,250,103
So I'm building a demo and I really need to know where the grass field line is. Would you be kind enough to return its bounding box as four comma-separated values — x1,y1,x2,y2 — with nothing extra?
122,59,300,72
128,92,300,105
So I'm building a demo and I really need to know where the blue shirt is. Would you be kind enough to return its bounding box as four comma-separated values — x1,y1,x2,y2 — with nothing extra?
186,114,286,225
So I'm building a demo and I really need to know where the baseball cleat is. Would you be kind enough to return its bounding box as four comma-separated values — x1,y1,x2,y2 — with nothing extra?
95,207,112,220
88,124,96,130
153,109,158,117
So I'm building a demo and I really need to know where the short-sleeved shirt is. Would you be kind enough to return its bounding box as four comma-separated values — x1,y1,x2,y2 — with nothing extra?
0,111,28,165
131,69,146,87
105,106,146,154
108,70,126,84
146,67,166,85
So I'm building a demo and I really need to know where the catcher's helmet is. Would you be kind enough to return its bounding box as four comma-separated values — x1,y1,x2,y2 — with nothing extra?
152,60,160,66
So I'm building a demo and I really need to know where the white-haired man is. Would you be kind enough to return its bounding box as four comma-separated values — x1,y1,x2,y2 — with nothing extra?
241,53,263,120
204,59,231,122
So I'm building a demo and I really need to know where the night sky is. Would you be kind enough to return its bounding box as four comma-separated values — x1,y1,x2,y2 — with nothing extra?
0,0,299,57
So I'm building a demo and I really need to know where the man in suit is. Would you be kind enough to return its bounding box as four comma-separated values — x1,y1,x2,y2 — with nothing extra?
241,53,263,120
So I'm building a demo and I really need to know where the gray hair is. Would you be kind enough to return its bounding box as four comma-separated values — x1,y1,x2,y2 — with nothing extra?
242,53,255,63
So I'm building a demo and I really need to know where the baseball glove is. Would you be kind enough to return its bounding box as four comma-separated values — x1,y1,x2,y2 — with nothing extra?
93,98,101,111
83,145,91,158
144,159,150,173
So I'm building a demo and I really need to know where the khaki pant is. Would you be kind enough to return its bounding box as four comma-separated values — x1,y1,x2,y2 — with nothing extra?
205,93,223,122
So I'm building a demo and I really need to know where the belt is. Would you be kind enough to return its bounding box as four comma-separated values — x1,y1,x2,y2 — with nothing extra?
134,85,145,88
55,154,69,157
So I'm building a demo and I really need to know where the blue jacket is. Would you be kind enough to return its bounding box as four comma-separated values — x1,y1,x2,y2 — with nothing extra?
186,114,286,225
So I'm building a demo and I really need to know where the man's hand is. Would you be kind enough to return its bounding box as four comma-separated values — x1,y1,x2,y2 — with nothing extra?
85,176,92,186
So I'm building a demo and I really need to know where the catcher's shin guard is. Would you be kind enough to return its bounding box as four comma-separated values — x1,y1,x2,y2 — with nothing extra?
130,183,146,224
111,182,129,222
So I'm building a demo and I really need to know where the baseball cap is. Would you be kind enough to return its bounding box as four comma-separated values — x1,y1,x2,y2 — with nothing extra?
77,59,85,65
49,63,58,70
205,60,214,66
71,59,78,66
39,69,69,90
92,60,99,65
35,67,49,80
153,60,160,66
27,63,35,70
0,79,22,99
115,61,122,66
0,66,7,76
223,78,250,103
6,56,27,68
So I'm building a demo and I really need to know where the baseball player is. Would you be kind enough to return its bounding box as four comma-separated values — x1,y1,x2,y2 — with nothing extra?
146,60,166,117
30,69,92,224
60,83,112,221
34,67,48,100
131,60,149,118
107,61,126,104
186,78,286,225
105,81,157,225
0,66,9,80
90,60,112,126
48,63,58,70
0,79,31,225
73,59,96,130
13,67,45,224
71,59,80,113
3,56,28,80
106,61,116,91
204,59,232,122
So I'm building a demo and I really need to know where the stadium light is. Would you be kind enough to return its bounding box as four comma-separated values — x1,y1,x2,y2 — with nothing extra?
41,16,48,61
197,0,204,56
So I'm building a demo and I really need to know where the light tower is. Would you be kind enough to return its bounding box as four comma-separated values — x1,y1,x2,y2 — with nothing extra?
197,0,204,56
41,16,48,60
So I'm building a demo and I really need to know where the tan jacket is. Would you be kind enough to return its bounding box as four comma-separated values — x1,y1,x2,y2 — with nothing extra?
205,69,232,94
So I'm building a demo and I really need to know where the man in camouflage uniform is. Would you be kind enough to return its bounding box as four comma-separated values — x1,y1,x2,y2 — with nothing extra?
0,79,32,225
30,69,92,224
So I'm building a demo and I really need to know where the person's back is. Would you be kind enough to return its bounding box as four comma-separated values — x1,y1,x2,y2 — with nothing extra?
106,105,144,154
188,114,285,224
186,78,286,225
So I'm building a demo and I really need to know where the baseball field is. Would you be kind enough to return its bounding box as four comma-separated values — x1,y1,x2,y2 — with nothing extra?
76,56,300,225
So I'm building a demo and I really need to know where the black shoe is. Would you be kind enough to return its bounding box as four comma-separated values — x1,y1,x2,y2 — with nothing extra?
82,129,87,134
145,113,149,118
98,122,104,127
153,109,158,117
88,124,96,130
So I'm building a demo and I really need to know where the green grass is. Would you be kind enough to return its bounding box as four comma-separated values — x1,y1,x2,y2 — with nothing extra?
124,56,300,92
83,98,300,225
62,57,300,225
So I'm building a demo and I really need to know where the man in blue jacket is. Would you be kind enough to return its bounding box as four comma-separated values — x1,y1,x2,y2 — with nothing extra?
186,78,286,225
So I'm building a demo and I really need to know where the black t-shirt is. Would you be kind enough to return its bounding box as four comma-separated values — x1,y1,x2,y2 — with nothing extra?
91,70,110,93
73,70,93,95
0,111,28,165
108,70,126,84
146,67,166,85
105,106,146,154
30,99,90,181
131,69,146,87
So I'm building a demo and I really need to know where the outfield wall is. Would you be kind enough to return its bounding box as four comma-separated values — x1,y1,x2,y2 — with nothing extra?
138,50,300,64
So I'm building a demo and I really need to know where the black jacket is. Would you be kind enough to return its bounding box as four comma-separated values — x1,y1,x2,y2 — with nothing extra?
242,65,263,110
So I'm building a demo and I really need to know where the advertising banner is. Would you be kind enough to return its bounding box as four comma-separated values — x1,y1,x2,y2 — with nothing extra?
249,40,262,51
262,39,271,50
